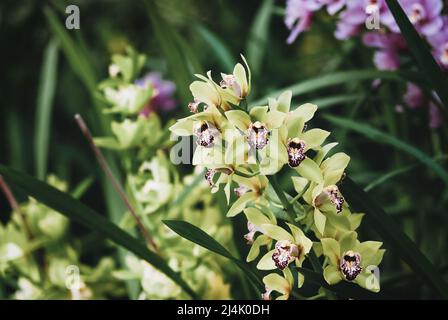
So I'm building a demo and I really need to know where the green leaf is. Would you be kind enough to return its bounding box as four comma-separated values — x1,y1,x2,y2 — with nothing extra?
251,70,419,106
385,0,448,112
245,0,274,78
195,24,234,72
311,94,363,110
324,114,448,187
163,220,263,290
144,0,196,106
0,165,197,299
341,177,448,298
44,7,96,92
34,39,59,180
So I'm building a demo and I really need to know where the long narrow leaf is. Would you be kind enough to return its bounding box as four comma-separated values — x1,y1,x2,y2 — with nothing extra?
324,114,448,187
35,39,59,180
0,165,197,299
341,177,448,298
385,0,448,112
163,220,263,289
195,24,234,72
245,0,274,77
251,70,419,106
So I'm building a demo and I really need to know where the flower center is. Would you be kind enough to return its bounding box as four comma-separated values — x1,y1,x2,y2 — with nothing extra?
409,4,426,24
244,221,257,244
204,168,216,187
247,121,270,150
220,74,242,97
234,184,249,197
325,185,345,213
287,138,306,167
188,99,199,113
272,240,299,270
194,121,217,147
340,250,362,281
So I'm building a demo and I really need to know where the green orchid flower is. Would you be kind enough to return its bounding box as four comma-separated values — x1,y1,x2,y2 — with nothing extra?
295,151,350,235
102,83,153,115
321,231,385,292
242,206,276,262
256,223,312,276
226,175,268,217
262,271,293,300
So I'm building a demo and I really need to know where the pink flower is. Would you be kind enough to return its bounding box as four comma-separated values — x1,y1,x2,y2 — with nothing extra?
428,16,448,69
135,72,177,116
363,32,407,70
285,0,315,44
383,0,444,37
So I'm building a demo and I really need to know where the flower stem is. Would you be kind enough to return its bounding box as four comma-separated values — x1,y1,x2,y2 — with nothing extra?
267,175,296,223
74,114,159,252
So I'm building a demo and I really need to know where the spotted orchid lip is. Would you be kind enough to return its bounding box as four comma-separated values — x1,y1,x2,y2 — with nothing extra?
247,121,270,150
314,185,345,213
340,250,362,281
204,168,216,187
409,3,426,24
188,100,199,113
287,138,306,168
272,240,299,270
234,185,249,197
194,121,217,148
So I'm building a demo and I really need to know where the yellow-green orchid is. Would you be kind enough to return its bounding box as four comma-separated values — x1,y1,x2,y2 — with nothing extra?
261,271,293,300
257,223,312,273
321,231,385,292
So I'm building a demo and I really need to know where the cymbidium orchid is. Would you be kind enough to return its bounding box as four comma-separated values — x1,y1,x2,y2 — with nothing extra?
169,58,385,299
321,231,385,292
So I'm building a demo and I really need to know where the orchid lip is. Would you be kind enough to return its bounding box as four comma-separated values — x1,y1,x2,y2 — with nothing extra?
194,121,217,148
340,250,362,281
287,138,306,168
247,121,270,150
272,240,299,270
204,168,216,187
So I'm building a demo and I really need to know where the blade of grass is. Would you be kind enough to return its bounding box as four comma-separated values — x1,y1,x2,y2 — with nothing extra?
251,70,420,106
310,94,363,110
0,165,197,299
385,0,448,113
341,177,448,298
324,114,448,187
245,0,274,78
195,24,234,72
35,38,59,180
144,0,194,105
163,220,263,290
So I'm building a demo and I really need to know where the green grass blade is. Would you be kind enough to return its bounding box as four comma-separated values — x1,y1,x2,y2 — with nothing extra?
35,39,59,180
195,24,235,72
144,0,194,105
163,220,263,290
385,0,448,112
251,70,418,106
245,0,274,77
324,114,448,187
44,7,96,92
0,165,197,299
341,177,448,298
310,94,363,110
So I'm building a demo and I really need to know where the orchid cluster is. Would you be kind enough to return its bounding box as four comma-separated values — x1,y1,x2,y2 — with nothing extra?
97,49,234,299
285,0,446,128
169,58,385,299
0,176,121,299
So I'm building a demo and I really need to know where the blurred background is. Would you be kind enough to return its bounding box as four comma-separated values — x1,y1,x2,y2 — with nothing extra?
1,0,447,299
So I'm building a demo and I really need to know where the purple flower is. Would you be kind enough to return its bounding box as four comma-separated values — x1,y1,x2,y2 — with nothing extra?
428,16,448,69
334,0,387,40
285,0,315,44
135,72,177,116
402,83,444,128
383,0,443,36
363,32,407,70
429,102,443,129
404,83,425,109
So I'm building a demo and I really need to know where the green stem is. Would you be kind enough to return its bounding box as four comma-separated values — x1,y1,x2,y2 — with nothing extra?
267,175,296,223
